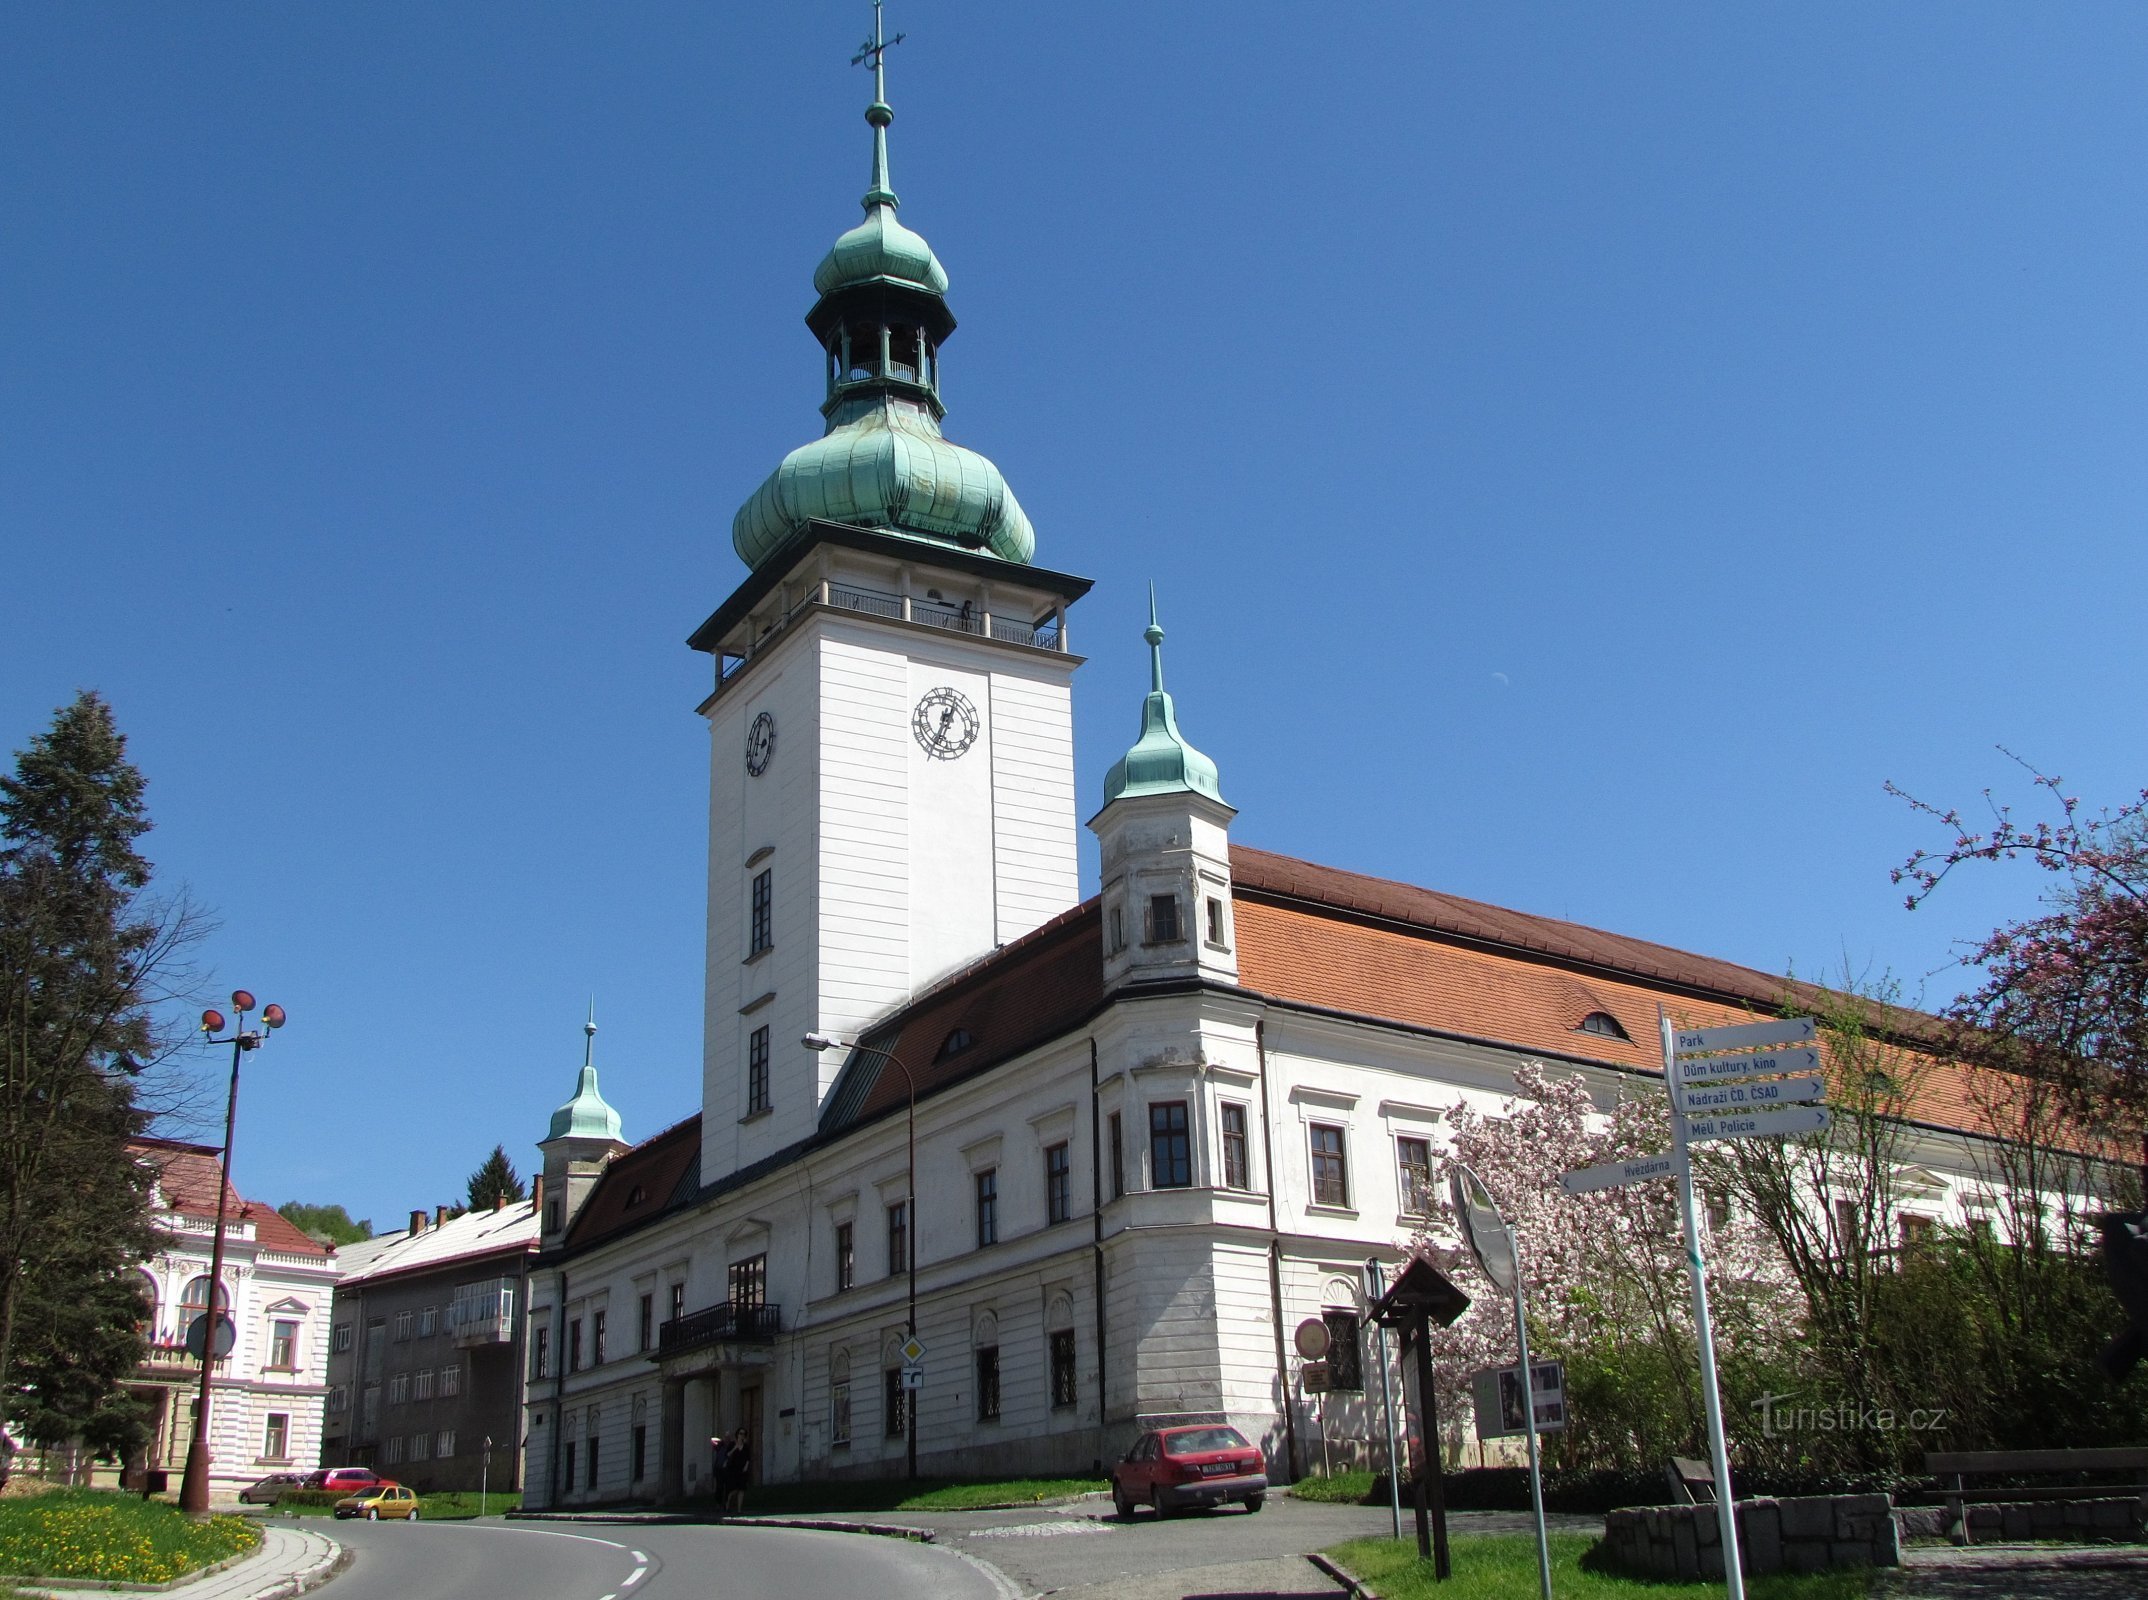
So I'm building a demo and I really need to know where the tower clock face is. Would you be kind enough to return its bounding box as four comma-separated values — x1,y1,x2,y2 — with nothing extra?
745,711,776,777
911,687,980,761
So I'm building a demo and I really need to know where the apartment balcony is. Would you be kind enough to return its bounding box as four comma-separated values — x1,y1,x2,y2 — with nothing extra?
447,1278,517,1347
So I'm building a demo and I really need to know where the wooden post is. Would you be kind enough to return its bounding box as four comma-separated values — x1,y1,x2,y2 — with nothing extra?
1411,1309,1451,1578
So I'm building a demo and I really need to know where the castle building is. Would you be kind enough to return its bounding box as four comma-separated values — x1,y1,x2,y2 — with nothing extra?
519,28,2007,1507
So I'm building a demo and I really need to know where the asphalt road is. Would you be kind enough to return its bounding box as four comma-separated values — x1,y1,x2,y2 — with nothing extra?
322,1516,1013,1600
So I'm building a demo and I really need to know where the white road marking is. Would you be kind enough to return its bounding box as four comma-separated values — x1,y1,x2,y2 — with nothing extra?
632,1551,648,1563
623,1570,644,1587
598,1592,616,1600
454,1525,633,1551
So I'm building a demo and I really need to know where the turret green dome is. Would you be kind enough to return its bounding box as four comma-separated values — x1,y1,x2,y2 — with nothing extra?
730,32,1036,573
544,1012,623,1144
814,202,948,299
1102,593,1228,807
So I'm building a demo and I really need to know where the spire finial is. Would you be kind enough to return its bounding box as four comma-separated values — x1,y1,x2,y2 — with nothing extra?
851,0,905,210
1144,583,1166,694
583,998,597,1067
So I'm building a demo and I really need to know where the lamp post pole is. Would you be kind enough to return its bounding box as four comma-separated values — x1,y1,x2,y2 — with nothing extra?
805,1034,917,1480
178,992,287,1515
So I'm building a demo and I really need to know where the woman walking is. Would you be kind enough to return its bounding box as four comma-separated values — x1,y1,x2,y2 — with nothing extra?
721,1429,751,1514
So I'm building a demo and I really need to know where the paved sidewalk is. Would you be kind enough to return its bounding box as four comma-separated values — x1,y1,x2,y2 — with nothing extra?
18,1524,347,1600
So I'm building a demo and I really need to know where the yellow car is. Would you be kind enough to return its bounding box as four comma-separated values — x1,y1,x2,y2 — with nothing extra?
333,1483,422,1521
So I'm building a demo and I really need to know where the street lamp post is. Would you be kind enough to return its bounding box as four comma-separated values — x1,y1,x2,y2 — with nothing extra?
803,1032,917,1480
178,991,287,1515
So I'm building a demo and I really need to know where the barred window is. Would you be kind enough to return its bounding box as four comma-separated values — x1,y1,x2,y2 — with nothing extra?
884,1367,907,1437
976,1346,1001,1422
1049,1329,1077,1410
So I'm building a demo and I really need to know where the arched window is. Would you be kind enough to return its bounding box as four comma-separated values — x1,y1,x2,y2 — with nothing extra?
179,1275,229,1325
1577,1011,1631,1042
136,1273,160,1342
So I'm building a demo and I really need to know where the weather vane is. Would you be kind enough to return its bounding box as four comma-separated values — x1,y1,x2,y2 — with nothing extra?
851,0,904,83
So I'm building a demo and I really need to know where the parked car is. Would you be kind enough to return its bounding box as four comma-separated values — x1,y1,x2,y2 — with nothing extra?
1111,1424,1268,1517
305,1467,382,1493
238,1473,306,1505
334,1484,421,1521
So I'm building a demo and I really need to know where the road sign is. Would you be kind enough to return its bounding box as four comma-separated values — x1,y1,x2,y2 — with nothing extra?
1679,1075,1825,1114
899,1335,927,1365
1301,1360,1331,1393
1686,1105,1833,1144
900,1367,922,1391
185,1313,236,1359
1561,1151,1684,1195
1472,1362,1567,1441
1674,1017,1816,1056
1294,1317,1331,1361
1675,1046,1821,1087
1450,1167,1519,1296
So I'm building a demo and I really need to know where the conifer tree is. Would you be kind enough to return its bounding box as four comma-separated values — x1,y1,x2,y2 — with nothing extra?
466,1144,527,1210
0,693,187,1442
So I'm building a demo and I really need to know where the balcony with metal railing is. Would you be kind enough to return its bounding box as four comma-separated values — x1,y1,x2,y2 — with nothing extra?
656,1300,781,1357
714,579,1066,696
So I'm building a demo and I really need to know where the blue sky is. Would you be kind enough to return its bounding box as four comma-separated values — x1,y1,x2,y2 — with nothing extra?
5,3,2144,1232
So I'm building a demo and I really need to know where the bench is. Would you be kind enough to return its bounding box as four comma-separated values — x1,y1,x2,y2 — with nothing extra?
1665,1456,1716,1505
1925,1448,2148,1544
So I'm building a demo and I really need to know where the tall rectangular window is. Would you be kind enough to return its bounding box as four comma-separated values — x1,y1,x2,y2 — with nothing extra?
562,1441,574,1490
749,868,773,956
262,1413,289,1460
1045,1143,1071,1225
1310,1124,1350,1208
567,1318,582,1373
746,1026,770,1114
417,1306,438,1337
393,1311,413,1342
632,1425,647,1481
887,1202,908,1275
1049,1329,1077,1410
975,1346,1001,1421
1205,896,1227,947
414,1369,435,1401
1396,1136,1433,1215
835,1221,854,1291
728,1254,767,1308
975,1168,998,1248
591,1309,607,1365
830,1381,851,1446
587,1435,600,1488
1149,1102,1191,1188
884,1367,907,1437
1109,1113,1125,1199
669,1283,685,1323
532,1326,549,1379
638,1294,653,1353
1146,893,1181,944
1221,1103,1250,1190
440,1363,461,1397
332,1323,353,1354
269,1320,299,1370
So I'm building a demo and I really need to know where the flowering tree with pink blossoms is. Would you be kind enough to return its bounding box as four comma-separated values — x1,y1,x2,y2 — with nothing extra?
1409,1063,1795,1475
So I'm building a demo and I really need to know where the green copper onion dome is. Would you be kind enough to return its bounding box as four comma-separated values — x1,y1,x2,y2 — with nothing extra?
1102,591,1228,807
545,1009,623,1143
731,16,1034,572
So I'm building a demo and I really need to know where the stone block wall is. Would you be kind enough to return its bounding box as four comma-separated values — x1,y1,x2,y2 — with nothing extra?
1956,1498,2145,1544
1600,1494,1898,1580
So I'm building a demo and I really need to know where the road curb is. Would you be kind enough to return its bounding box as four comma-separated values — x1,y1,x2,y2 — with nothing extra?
1306,1551,1383,1600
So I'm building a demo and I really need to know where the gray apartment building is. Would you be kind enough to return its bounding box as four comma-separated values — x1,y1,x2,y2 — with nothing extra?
322,1194,541,1493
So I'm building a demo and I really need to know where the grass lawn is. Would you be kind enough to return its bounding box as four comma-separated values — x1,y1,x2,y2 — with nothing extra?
1326,1534,1877,1600
736,1476,1105,1515
1292,1469,1379,1504
0,1487,260,1583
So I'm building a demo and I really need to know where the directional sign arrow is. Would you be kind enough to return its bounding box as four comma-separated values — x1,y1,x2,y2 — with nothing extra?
1675,1047,1821,1088
1674,1017,1816,1057
1685,1105,1833,1144
1561,1152,1685,1196
1679,1075,1826,1115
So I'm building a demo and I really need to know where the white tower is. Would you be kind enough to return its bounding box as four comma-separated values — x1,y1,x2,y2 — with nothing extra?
537,1008,629,1249
691,29,1088,1186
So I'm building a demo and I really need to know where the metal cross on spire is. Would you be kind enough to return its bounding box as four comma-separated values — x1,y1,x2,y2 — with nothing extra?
851,0,904,102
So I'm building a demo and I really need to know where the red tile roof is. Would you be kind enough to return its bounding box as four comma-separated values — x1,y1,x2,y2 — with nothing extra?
563,1115,704,1253
133,1137,331,1258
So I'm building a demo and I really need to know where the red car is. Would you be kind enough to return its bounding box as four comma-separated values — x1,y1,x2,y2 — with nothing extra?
304,1467,382,1493
1111,1424,1267,1517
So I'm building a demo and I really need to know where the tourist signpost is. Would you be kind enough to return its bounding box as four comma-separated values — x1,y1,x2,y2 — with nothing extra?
1558,1013,1829,1600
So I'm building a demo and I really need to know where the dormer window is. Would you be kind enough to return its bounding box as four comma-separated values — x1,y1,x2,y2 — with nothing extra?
935,1028,973,1062
1577,1011,1630,1042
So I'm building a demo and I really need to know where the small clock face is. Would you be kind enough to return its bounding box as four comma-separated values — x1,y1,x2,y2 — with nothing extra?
745,711,776,777
911,687,980,760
